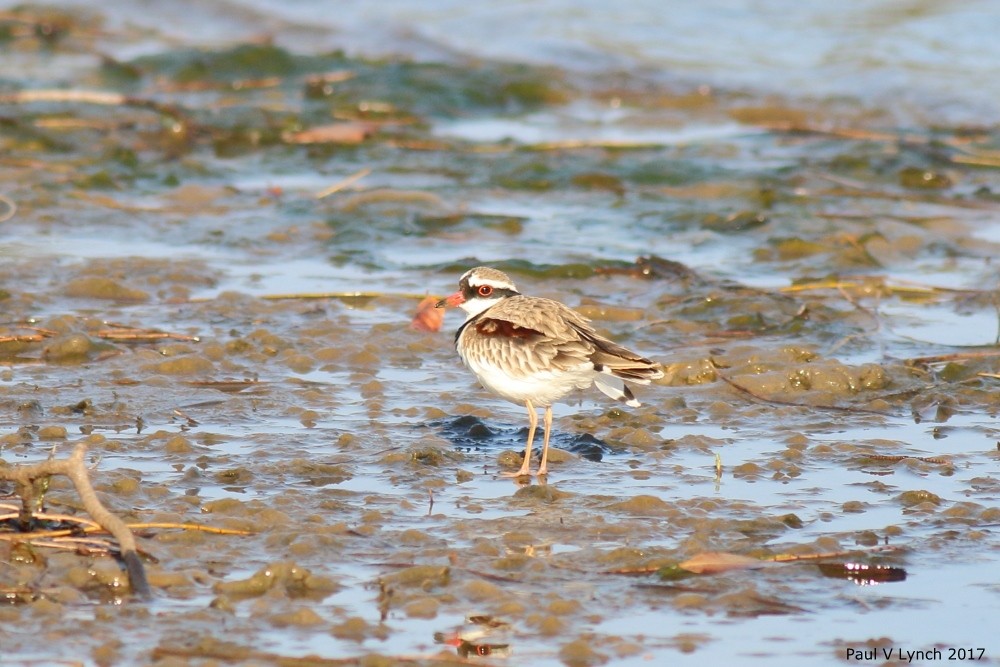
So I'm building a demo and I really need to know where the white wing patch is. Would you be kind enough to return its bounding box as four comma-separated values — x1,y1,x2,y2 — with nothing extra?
594,374,641,408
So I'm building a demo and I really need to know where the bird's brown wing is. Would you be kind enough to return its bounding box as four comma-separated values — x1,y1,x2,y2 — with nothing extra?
565,322,664,384
458,296,596,378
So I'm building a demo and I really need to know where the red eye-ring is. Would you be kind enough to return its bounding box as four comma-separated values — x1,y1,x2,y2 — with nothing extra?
477,285,494,297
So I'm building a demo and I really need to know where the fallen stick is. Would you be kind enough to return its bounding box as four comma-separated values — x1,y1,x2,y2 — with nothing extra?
0,88,186,125
0,443,151,598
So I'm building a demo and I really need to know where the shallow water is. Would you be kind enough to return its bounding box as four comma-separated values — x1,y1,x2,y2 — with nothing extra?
44,0,1000,124
2,2,1000,665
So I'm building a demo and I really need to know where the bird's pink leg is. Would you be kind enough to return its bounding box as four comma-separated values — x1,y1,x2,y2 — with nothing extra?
537,406,553,476
503,399,536,477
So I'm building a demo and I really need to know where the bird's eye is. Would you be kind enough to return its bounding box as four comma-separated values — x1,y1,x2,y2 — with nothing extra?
477,285,494,297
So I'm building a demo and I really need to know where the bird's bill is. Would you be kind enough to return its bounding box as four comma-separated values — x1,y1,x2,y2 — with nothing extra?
435,291,465,308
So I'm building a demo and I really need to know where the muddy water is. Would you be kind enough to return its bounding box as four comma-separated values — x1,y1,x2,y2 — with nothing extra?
2,2,1000,666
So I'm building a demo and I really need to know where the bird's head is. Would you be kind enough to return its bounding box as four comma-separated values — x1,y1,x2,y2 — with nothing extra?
436,266,520,318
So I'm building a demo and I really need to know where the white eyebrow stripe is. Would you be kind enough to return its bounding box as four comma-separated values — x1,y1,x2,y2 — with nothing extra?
468,277,514,289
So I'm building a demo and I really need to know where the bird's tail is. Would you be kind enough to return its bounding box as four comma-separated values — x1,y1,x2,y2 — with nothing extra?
572,321,664,407
593,361,663,407
594,374,642,407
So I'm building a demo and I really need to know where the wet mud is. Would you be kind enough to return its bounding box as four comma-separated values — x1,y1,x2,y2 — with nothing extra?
2,4,1000,666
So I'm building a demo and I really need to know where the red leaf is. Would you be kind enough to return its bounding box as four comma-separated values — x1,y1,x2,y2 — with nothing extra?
678,552,765,574
411,296,444,332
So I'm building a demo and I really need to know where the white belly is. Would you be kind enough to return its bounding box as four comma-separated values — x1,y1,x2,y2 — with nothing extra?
461,352,595,407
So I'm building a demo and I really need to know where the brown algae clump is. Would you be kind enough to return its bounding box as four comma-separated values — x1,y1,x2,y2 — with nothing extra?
213,561,338,599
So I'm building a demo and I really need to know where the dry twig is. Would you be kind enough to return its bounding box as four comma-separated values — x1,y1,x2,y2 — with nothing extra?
96,327,200,343
0,444,151,598
260,290,431,301
861,453,951,466
0,88,186,125
0,323,59,344
0,504,252,539
151,639,484,665
766,545,902,563
315,167,372,199
906,350,1000,366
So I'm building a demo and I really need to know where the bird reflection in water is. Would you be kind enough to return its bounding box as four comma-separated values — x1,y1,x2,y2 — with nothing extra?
434,614,512,659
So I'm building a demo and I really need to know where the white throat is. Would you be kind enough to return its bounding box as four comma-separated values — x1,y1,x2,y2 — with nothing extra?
460,297,501,320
